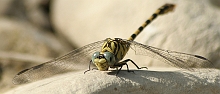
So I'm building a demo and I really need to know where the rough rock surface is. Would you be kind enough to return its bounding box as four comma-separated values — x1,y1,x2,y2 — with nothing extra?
51,0,220,68
5,68,220,94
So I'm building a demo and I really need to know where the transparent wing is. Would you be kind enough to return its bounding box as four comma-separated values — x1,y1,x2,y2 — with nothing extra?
127,40,213,70
13,39,106,84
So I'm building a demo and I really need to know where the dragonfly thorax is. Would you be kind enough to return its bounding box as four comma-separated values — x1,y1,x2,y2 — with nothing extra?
101,38,130,61
91,51,116,71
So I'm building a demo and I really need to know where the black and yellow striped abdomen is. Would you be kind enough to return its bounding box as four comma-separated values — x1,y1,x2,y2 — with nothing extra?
128,4,175,41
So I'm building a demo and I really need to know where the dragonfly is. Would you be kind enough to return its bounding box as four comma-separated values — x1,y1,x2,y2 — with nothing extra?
12,4,213,85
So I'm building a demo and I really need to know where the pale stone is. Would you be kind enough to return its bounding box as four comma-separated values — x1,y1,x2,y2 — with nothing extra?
5,68,220,94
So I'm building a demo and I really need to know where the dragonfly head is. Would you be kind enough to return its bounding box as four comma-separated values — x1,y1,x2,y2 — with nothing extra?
92,52,116,71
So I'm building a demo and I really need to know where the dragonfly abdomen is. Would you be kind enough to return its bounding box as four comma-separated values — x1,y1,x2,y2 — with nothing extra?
128,4,175,41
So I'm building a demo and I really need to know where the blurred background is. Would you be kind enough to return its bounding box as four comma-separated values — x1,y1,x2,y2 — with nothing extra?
0,0,220,93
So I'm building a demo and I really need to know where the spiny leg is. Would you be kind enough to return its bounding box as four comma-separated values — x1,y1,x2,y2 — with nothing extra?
116,63,133,76
122,59,148,69
84,60,93,74
128,4,175,41
115,59,148,75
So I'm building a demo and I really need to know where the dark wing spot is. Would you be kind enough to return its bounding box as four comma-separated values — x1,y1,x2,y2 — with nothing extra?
17,69,29,75
32,63,45,70
194,55,208,60
16,63,45,75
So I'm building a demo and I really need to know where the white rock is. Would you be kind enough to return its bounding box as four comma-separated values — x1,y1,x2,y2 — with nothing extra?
51,0,220,68
5,68,220,94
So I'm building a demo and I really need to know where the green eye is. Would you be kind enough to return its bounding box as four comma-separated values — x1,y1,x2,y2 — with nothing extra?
103,52,116,66
92,52,100,64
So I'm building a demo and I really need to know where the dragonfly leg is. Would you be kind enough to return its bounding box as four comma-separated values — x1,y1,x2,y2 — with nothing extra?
115,63,134,75
122,59,148,69
115,59,148,75
116,65,123,76
84,60,92,74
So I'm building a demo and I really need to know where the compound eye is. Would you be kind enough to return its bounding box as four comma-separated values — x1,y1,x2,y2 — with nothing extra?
91,52,100,63
103,52,116,66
